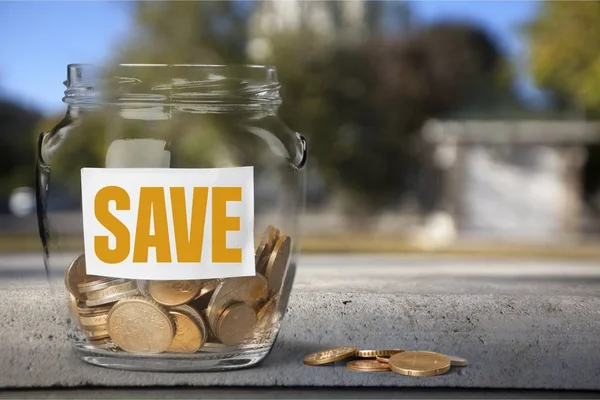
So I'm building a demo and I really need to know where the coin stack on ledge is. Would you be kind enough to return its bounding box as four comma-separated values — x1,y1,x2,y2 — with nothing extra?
303,346,468,377
65,225,291,354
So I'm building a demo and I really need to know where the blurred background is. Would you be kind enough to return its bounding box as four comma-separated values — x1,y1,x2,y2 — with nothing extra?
1,0,600,256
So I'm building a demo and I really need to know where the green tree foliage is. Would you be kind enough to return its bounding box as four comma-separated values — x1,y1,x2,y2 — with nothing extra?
528,1,600,207
528,2,600,112
275,23,505,208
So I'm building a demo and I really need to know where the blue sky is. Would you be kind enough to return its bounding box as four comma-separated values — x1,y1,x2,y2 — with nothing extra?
0,1,541,115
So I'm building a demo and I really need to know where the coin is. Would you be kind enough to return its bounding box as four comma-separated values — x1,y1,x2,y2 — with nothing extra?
84,280,138,301
64,254,87,300
81,328,110,340
303,346,357,366
107,296,175,354
257,295,279,322
78,278,127,294
215,302,257,346
389,351,451,377
346,359,390,372
376,356,390,363
447,355,469,367
79,313,109,328
356,349,405,358
77,303,113,316
174,304,208,344
255,226,280,274
206,275,268,333
264,236,291,295
167,308,206,353
148,280,204,306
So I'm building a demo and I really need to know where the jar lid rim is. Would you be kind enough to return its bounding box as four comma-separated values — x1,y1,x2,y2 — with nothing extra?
63,64,281,108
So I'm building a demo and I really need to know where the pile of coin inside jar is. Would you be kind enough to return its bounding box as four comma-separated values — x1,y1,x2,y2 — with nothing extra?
303,347,468,376
65,226,290,354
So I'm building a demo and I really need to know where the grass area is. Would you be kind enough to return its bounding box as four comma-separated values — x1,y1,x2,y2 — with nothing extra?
2,234,600,260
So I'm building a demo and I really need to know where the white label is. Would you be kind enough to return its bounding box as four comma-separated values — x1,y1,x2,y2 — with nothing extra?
81,167,255,280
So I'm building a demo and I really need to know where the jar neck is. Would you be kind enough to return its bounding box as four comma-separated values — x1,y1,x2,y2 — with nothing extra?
63,64,282,112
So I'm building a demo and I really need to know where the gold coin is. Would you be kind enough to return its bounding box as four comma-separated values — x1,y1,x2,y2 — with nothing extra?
79,313,108,328
78,278,126,294
303,346,357,366
64,254,87,300
356,349,405,358
389,351,451,377
175,304,208,344
447,355,469,367
107,296,175,354
77,303,113,316
376,356,390,364
215,302,257,346
206,275,268,333
346,359,390,372
257,295,279,322
84,280,138,301
167,309,205,353
255,226,280,274
148,280,204,306
81,328,110,340
264,236,291,295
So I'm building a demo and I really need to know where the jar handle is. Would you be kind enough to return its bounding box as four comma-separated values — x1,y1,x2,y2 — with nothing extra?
294,132,308,170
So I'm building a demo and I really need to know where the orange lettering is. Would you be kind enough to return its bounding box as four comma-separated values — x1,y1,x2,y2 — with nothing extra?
171,187,208,262
133,187,171,263
94,186,130,264
212,187,242,263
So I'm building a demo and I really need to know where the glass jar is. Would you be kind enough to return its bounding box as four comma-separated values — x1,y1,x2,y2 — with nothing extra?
36,64,307,371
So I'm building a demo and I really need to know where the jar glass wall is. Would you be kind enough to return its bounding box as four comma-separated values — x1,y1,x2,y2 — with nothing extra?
36,64,306,371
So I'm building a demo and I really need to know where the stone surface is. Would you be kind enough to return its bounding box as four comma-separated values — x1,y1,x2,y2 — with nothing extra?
0,254,599,390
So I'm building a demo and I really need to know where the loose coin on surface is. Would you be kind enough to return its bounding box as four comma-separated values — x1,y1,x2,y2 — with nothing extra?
264,235,291,295
389,351,451,377
447,355,469,367
64,254,88,300
148,280,204,306
356,349,405,358
303,346,357,366
346,359,391,372
167,308,206,353
206,275,268,332
107,296,175,354
216,302,257,346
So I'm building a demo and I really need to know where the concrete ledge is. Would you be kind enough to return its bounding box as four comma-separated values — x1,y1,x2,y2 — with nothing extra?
2,281,600,390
